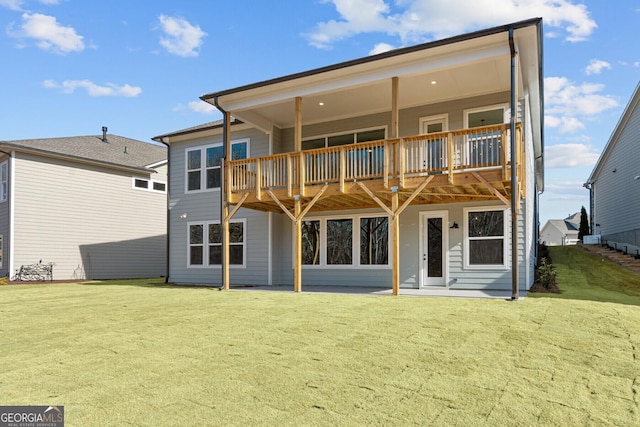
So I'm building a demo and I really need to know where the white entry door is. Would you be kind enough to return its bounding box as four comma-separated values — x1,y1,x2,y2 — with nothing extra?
420,211,448,287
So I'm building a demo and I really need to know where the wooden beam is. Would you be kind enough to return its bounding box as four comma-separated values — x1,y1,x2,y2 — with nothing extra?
225,193,249,222
472,172,510,208
265,190,296,222
357,182,394,217
391,190,400,296
293,197,302,292
396,175,434,217
300,184,328,219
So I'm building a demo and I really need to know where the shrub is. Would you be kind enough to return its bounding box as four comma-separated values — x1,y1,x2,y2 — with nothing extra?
538,257,557,290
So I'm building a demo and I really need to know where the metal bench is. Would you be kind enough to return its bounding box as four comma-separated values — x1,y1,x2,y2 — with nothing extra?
13,261,54,281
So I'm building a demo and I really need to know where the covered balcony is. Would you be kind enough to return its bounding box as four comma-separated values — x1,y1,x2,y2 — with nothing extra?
226,122,524,213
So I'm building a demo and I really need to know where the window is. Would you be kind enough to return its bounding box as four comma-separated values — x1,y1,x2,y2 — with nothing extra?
302,128,385,150
360,217,389,265
299,214,389,268
464,207,508,269
302,220,320,265
465,105,507,167
132,177,166,193
185,139,248,193
188,219,246,267
1,161,7,202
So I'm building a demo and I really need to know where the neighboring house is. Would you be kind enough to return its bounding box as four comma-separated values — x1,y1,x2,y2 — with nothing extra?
586,81,640,253
540,212,583,246
153,18,544,297
0,128,167,280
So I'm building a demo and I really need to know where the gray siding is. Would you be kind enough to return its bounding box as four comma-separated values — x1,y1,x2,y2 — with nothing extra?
167,91,536,290
11,152,167,280
592,95,640,247
167,127,271,285
0,154,9,277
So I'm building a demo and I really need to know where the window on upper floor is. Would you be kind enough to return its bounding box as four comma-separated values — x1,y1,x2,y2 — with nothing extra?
185,139,249,193
302,128,386,150
0,161,7,202
132,177,166,193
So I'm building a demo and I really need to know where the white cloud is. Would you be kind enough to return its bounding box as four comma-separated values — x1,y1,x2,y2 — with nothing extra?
158,15,206,57
544,76,618,134
173,101,217,114
39,0,61,4
585,59,612,75
9,13,84,54
545,143,600,168
43,80,142,97
369,42,395,55
0,0,23,10
306,0,597,49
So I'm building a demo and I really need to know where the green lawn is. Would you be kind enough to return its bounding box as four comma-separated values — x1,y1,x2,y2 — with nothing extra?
1,246,640,426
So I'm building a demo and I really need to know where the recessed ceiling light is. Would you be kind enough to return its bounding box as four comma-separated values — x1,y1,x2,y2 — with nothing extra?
318,102,325,106
431,80,437,85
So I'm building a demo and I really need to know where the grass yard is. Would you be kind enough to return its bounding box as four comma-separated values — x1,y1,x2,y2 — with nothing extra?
1,246,640,426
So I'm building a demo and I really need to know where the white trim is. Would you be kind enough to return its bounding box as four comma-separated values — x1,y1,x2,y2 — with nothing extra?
302,126,388,149
463,103,510,128
131,176,167,193
0,234,3,269
463,206,509,270
8,153,15,277
419,114,449,134
146,159,168,169
419,210,449,288
184,138,250,194
186,218,247,269
295,212,391,269
0,161,7,202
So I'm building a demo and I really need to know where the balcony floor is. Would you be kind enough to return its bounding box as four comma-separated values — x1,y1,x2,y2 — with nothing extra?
229,168,512,213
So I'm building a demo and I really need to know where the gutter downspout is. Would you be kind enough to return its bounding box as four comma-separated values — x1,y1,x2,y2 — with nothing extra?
213,96,228,290
157,139,171,284
509,27,519,300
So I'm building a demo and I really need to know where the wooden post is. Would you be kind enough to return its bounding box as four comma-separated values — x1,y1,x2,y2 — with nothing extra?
447,132,454,184
295,97,302,151
293,196,302,292
222,203,230,290
391,77,399,139
391,188,400,295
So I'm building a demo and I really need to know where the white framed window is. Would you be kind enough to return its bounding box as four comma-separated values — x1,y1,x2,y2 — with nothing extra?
188,219,246,268
185,139,249,193
302,127,386,150
0,161,8,202
463,104,509,167
463,206,509,269
132,177,166,193
299,213,390,269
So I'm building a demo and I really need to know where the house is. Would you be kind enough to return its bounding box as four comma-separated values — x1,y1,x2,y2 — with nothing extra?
586,81,640,254
540,212,583,246
0,128,168,280
153,18,544,297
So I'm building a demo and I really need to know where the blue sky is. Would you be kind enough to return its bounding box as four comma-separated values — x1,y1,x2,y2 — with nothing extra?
1,0,639,225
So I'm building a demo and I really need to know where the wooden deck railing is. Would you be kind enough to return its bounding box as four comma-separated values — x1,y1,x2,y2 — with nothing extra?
226,123,523,199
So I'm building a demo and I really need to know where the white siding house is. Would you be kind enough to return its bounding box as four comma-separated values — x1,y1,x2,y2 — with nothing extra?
154,19,544,297
0,130,167,280
586,82,640,255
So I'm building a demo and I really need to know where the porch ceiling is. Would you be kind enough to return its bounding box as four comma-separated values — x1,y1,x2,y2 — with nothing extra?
225,54,513,130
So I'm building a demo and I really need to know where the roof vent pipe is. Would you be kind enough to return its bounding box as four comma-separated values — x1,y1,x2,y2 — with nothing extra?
102,126,108,142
